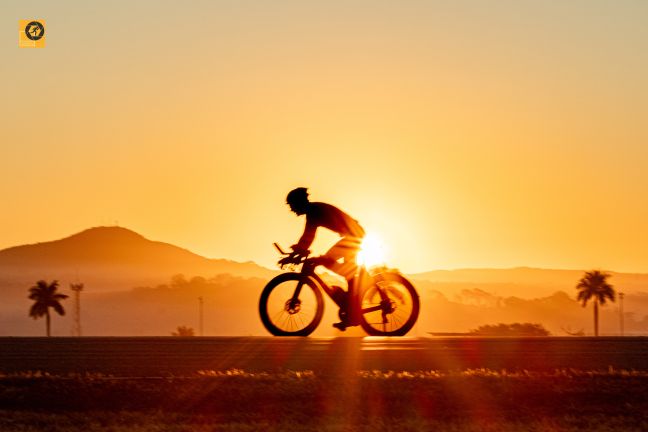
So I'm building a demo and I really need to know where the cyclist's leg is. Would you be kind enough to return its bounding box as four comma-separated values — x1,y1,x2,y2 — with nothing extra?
325,237,363,326
323,236,362,283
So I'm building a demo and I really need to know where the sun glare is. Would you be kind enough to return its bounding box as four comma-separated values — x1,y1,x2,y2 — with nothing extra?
357,232,388,268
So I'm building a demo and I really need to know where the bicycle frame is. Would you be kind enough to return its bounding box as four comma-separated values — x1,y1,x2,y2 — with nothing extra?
292,260,340,306
291,259,387,321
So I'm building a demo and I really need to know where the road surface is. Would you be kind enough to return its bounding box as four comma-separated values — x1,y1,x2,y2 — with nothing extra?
1,337,648,376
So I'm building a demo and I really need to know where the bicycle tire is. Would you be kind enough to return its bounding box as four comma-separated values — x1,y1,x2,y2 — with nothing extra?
259,272,324,336
359,271,419,336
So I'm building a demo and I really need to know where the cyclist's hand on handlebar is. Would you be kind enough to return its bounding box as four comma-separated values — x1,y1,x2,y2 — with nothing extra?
277,247,310,269
277,255,294,268
290,245,309,256
278,252,301,269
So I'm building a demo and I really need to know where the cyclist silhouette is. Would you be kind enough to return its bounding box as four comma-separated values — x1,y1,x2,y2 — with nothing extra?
282,187,365,330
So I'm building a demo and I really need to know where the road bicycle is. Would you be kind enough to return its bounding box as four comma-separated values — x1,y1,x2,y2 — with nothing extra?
259,243,420,336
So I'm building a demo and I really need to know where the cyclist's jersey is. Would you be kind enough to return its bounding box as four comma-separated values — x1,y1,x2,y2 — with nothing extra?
294,202,365,251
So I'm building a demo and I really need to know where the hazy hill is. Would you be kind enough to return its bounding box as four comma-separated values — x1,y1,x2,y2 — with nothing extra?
0,226,276,297
416,288,648,337
410,267,648,298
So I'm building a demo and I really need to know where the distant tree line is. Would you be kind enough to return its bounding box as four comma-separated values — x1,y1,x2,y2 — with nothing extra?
23,270,618,337
469,323,550,337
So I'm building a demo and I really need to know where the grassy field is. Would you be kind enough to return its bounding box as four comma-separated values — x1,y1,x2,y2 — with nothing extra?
1,369,647,431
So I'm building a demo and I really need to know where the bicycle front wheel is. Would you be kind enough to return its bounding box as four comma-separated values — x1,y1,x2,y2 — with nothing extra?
360,271,419,336
259,273,324,336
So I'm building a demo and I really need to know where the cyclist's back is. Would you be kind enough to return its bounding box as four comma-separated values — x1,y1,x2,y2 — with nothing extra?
286,188,364,279
295,202,365,251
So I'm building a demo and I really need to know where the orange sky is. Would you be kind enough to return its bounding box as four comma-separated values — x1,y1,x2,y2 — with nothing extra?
2,1,648,273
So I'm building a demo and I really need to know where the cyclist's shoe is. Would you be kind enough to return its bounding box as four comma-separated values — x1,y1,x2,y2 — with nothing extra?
332,321,348,331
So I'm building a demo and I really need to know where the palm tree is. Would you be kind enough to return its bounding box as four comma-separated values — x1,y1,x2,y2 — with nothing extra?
576,270,615,336
28,280,68,337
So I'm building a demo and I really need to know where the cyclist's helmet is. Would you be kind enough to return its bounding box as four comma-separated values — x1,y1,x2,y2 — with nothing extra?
286,187,309,213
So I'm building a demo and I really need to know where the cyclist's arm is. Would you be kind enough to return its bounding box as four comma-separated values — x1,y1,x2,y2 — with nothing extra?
293,220,316,253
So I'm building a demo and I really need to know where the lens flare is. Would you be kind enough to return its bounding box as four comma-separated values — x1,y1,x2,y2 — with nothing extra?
357,232,387,267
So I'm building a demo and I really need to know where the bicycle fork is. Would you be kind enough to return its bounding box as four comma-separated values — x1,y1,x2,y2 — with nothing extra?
287,281,304,313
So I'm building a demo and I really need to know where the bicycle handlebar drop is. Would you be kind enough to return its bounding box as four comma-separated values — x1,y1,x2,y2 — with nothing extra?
273,243,287,255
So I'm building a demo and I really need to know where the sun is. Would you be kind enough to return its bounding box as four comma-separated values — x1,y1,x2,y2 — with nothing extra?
357,232,388,268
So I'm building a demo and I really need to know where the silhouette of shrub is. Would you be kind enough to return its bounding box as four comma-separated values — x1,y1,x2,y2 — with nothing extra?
469,322,550,336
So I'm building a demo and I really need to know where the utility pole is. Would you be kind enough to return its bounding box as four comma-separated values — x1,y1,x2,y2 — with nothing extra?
70,283,84,337
198,296,204,336
619,292,625,336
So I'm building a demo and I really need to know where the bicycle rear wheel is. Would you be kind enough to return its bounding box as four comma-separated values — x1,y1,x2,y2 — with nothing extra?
359,272,419,336
259,273,324,336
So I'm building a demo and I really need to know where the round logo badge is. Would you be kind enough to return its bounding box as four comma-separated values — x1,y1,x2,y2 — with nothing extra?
25,21,45,41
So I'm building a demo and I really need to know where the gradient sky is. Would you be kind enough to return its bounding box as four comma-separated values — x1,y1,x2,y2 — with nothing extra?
2,1,648,273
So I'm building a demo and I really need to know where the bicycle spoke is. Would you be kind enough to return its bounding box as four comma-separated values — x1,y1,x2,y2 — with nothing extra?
282,313,292,330
297,313,305,328
274,311,287,328
391,312,401,330
272,309,286,323
273,304,319,332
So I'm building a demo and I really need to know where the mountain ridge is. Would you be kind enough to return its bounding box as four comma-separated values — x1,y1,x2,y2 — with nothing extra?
0,226,276,295
410,266,648,298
